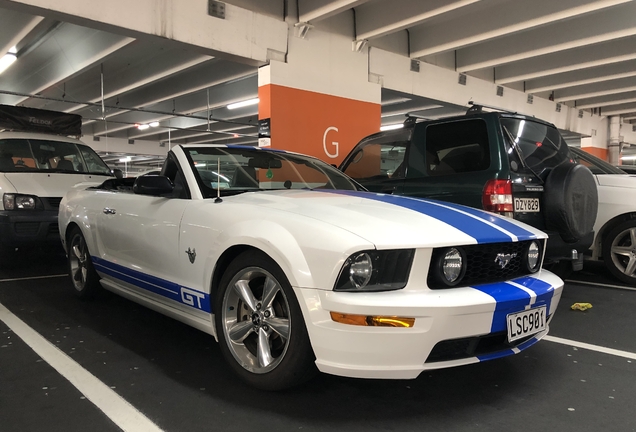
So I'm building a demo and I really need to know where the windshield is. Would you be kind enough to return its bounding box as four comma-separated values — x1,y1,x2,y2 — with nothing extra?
184,146,361,198
569,146,626,174
0,138,112,175
500,118,571,178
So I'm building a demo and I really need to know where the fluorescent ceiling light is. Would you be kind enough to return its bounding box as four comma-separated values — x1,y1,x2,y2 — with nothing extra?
137,124,150,130
227,98,259,110
380,124,404,131
149,121,160,127
621,155,636,161
0,46,17,75
119,157,131,162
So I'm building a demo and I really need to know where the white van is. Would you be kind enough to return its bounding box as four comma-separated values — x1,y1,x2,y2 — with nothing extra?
0,105,113,259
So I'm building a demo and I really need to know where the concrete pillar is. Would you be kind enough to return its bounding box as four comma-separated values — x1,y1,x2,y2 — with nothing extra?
258,15,381,164
609,116,621,165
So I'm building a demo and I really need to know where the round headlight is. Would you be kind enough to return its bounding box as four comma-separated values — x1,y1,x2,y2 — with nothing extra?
442,248,463,284
349,252,373,289
527,241,540,272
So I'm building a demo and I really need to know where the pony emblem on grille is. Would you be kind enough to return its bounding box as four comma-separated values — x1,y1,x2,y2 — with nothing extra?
494,253,517,269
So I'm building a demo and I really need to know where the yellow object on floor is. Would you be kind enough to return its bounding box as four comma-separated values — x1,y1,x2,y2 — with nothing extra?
571,302,593,311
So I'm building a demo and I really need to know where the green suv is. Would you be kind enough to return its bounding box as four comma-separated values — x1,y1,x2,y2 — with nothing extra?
339,107,598,273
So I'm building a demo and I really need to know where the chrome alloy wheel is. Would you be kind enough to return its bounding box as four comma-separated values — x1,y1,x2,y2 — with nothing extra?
221,267,292,374
69,233,89,291
609,226,636,278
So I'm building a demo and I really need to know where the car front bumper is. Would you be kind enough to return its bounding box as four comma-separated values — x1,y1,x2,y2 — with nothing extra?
0,210,60,249
294,269,563,379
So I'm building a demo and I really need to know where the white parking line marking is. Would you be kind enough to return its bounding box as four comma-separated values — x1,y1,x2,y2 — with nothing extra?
0,303,164,432
565,279,636,292
0,274,68,283
545,335,636,360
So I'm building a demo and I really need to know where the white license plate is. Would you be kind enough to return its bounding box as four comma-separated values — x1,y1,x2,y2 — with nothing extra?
514,197,540,212
506,306,547,342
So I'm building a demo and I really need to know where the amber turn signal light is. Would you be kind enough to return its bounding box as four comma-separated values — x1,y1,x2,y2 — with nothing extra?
330,312,415,327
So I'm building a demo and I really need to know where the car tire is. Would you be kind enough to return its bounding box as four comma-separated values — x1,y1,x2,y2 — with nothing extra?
67,227,101,299
543,162,598,243
215,250,316,390
602,219,636,285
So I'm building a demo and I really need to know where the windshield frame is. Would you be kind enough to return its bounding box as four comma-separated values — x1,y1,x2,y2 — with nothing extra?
183,146,364,198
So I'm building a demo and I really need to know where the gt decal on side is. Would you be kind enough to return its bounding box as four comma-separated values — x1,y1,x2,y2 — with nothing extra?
91,257,212,313
181,287,205,309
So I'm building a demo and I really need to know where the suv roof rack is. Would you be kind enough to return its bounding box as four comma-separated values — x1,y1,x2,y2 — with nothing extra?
403,113,431,127
466,101,518,116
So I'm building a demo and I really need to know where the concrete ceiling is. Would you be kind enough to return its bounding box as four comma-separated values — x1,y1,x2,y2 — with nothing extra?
1,0,636,170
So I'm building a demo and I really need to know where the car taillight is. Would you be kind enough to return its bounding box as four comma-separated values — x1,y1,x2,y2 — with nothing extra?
482,179,513,213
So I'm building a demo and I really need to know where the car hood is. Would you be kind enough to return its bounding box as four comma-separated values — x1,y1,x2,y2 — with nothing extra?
228,189,545,249
595,173,636,189
2,172,112,196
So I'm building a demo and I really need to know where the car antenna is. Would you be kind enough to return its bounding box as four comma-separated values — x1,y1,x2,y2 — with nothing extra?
214,157,223,203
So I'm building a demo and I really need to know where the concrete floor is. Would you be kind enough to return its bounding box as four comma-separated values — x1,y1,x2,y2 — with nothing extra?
1,252,635,432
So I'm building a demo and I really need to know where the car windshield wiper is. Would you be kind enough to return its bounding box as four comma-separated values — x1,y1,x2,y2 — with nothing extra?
502,125,545,184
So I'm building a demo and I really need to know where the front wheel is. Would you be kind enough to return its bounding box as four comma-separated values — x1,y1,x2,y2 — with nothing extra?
215,250,316,390
67,227,101,299
602,219,636,285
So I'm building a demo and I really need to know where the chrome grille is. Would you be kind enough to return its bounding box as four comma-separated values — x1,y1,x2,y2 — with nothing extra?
427,240,539,289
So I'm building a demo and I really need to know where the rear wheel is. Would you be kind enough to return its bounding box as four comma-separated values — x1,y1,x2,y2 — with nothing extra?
602,219,636,285
67,227,101,298
215,250,316,390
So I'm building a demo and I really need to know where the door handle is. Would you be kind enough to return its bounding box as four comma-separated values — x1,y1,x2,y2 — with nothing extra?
103,208,116,215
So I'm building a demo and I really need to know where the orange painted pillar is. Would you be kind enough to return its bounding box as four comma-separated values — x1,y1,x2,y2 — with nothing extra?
257,31,381,165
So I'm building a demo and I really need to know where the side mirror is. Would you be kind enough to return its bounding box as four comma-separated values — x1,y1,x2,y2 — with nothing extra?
112,168,123,179
133,175,174,196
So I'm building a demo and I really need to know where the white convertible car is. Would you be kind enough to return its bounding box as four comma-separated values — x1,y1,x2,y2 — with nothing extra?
59,144,563,390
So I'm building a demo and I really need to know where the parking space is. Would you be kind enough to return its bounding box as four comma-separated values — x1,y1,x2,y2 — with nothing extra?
1,255,635,432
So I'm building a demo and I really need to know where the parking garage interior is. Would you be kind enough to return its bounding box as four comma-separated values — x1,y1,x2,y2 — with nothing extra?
2,1,636,431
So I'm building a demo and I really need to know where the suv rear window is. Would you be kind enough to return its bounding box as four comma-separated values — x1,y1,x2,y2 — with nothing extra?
420,119,490,177
500,118,570,177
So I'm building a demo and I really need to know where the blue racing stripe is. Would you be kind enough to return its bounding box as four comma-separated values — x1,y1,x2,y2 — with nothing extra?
511,276,556,318
472,281,532,333
476,336,540,362
472,276,556,334
439,200,540,240
92,257,211,313
320,190,537,243
225,144,287,153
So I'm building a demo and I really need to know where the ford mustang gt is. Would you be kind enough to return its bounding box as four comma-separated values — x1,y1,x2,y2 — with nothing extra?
58,144,563,390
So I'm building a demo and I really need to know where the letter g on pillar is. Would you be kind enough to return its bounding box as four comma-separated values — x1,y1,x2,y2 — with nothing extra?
323,126,339,159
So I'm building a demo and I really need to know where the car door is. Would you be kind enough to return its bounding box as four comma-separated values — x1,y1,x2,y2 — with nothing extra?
96,157,192,304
